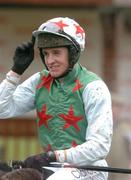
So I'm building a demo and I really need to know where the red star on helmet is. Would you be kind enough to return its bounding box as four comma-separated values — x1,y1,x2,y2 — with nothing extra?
53,20,69,30
37,105,53,128
59,105,83,131
74,24,84,38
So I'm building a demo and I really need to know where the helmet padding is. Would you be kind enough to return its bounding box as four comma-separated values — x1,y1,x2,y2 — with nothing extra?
37,33,73,49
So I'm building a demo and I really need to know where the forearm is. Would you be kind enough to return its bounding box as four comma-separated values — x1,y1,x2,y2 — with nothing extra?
0,71,21,118
55,131,112,166
0,71,37,118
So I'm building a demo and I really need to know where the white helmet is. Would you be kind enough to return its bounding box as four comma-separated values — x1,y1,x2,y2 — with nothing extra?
33,17,85,51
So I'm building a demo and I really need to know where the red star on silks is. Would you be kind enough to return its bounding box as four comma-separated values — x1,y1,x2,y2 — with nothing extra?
73,79,83,92
53,20,69,30
72,140,78,147
37,105,53,128
74,24,85,38
37,74,53,91
59,105,83,131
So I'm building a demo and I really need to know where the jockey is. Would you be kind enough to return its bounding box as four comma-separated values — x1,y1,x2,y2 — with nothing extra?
0,17,113,180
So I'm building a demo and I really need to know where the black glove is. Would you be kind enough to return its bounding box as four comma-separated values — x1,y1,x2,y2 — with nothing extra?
11,36,35,75
23,151,56,173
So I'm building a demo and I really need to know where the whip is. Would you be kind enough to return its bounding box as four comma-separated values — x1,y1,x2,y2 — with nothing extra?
46,163,131,174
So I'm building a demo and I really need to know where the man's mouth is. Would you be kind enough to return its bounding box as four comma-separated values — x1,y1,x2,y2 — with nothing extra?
48,66,59,71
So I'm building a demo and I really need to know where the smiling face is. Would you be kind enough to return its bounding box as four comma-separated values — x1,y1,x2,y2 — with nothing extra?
42,47,70,78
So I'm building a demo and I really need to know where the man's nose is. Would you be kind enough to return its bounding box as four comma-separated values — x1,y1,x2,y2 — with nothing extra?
46,54,55,64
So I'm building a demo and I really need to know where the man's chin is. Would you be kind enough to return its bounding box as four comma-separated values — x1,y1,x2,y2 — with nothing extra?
50,72,59,78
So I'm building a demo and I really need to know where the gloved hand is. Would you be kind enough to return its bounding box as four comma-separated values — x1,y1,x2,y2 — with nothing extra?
11,36,35,75
23,151,56,172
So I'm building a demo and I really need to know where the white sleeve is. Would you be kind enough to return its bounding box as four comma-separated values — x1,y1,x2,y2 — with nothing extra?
55,80,113,166
0,72,40,118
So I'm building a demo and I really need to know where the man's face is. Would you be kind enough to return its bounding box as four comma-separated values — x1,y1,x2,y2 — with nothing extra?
42,47,70,78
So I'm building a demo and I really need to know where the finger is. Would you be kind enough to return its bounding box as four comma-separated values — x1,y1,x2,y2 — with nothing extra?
16,42,29,50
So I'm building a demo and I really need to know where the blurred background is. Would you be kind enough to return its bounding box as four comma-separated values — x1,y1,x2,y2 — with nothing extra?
0,0,131,179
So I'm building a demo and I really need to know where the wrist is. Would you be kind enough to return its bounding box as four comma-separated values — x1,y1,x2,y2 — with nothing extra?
11,65,24,75
6,70,21,85
54,150,68,163
46,151,56,162
8,70,21,77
